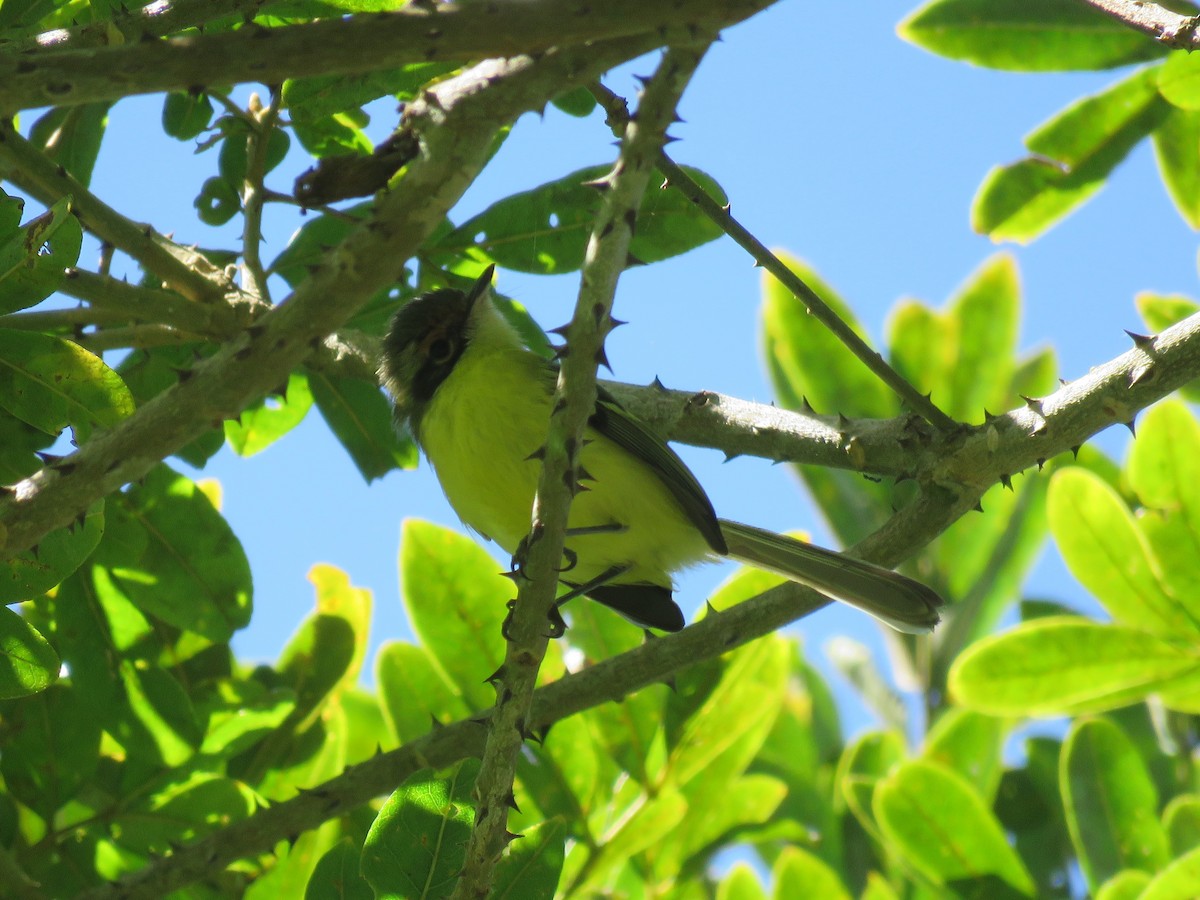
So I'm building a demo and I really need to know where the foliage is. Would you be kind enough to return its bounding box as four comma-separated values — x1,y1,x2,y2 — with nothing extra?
0,1,1199,898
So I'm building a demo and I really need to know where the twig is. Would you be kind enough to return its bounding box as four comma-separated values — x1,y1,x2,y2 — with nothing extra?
239,87,282,303
1075,0,1200,49
77,324,196,352
0,0,773,113
589,81,956,431
450,41,712,899
60,267,230,335
0,123,235,304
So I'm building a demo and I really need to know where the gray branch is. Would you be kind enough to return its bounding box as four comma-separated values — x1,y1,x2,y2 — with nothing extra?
0,0,772,112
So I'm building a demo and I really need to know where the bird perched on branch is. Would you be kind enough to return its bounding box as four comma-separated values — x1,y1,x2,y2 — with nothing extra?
380,266,943,634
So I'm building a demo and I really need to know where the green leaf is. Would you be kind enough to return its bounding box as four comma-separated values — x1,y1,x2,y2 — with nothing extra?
115,772,256,855
1049,467,1197,636
898,0,1167,71
717,864,768,900
0,328,133,439
1127,401,1200,630
551,86,597,117
0,499,104,604
292,111,373,157
665,636,787,786
1061,717,1170,890
949,617,1200,715
889,254,1019,421
1096,870,1153,900
0,684,101,815
581,789,688,888
200,690,295,758
195,175,240,226
0,196,83,314
28,103,111,186
277,613,356,721
217,119,290,189
875,759,1035,894
95,464,253,641
375,641,466,745
1137,845,1200,899
0,606,59,698
1158,50,1200,110
400,520,509,711
491,817,566,900
226,371,313,456
772,846,851,900
835,729,907,841
923,708,1006,803
1153,106,1200,228
162,91,215,141
308,370,417,482
362,760,477,899
306,838,373,900
441,164,725,274
1164,794,1200,855
972,69,1167,243
111,659,202,765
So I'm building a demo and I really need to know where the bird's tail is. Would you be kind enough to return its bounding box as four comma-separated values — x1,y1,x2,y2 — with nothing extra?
718,519,943,634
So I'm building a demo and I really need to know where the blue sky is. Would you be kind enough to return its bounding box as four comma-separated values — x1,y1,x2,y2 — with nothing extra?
43,0,1198,734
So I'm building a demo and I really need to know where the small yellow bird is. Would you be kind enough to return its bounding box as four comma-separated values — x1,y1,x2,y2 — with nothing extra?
380,267,942,634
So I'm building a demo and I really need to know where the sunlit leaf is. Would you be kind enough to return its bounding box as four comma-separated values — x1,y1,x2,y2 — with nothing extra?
1061,717,1170,890
0,606,59,698
972,69,1166,242
1049,467,1197,636
949,617,1200,715
899,0,1167,71
875,759,1034,894
362,760,477,898
0,328,132,439
400,519,509,711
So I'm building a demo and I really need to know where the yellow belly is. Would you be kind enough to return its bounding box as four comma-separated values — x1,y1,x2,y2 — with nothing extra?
419,346,710,588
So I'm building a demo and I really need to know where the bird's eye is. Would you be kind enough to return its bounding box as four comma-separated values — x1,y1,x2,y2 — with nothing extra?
428,337,455,363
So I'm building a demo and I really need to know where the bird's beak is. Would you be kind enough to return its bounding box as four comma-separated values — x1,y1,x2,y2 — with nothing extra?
466,264,495,309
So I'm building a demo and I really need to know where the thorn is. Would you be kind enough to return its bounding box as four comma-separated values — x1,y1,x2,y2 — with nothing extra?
548,323,570,338
505,791,521,813
580,175,612,191
524,445,546,462
576,465,595,483
1128,361,1156,388
801,396,815,414
983,409,1000,423
836,413,850,429
430,715,444,730
1020,395,1044,416
662,674,677,693
551,343,569,360
651,376,667,391
633,73,651,87
999,473,1013,491
483,665,505,686
1124,329,1156,351
1071,444,1081,459
595,345,611,373
1037,458,1046,470
721,202,731,214
1124,417,1137,437
503,831,524,845
723,451,740,463
973,500,984,513
607,314,627,330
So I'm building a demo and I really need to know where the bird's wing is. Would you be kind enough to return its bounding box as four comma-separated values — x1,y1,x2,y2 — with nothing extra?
590,387,728,555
